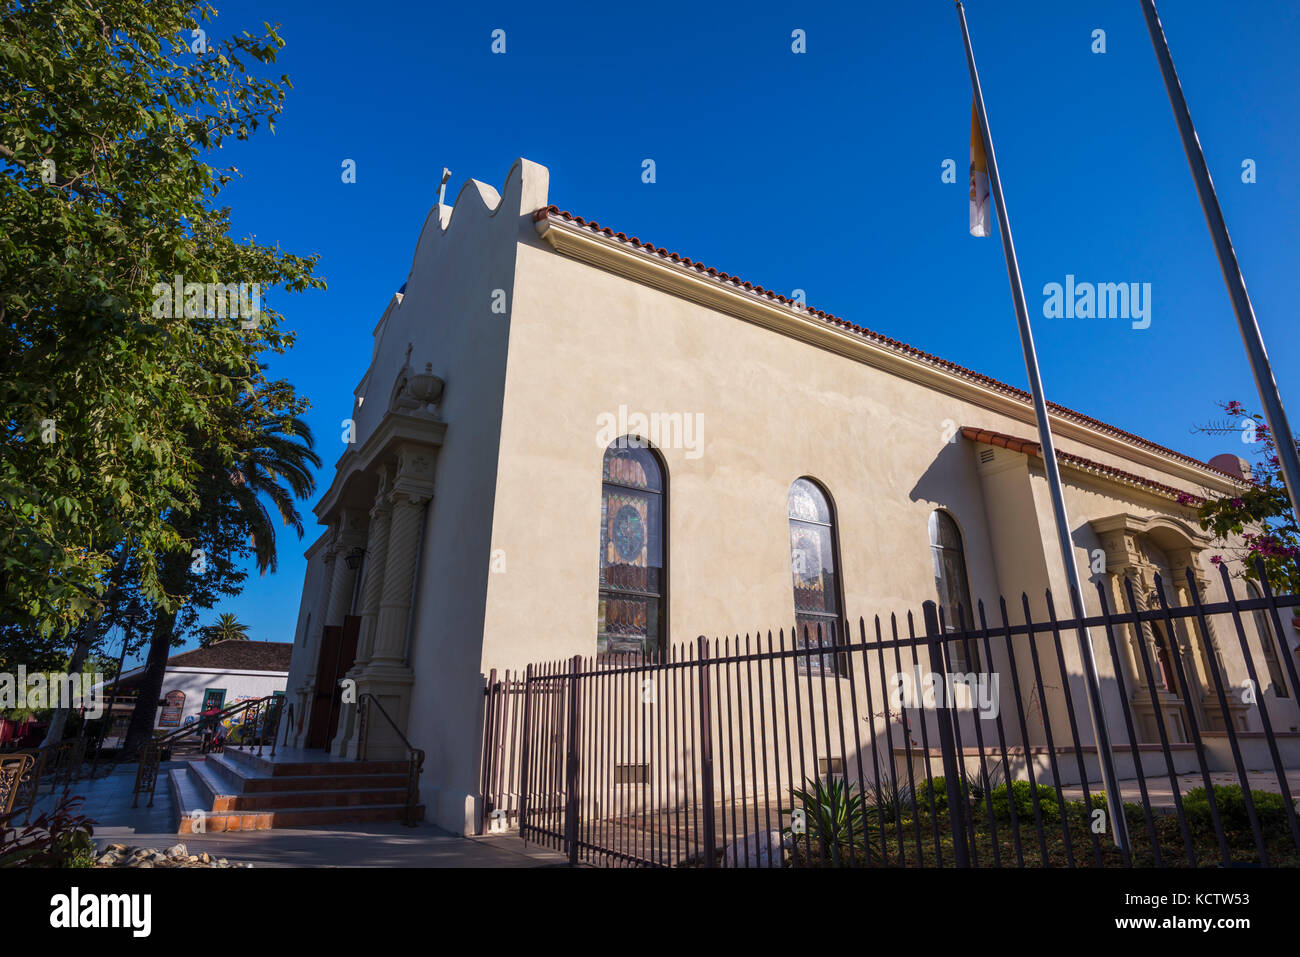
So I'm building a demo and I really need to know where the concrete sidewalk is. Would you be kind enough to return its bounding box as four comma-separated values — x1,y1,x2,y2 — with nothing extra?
90,824,570,868
28,762,568,868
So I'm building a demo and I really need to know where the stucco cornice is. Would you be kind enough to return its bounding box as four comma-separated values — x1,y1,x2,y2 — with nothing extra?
534,215,1240,497
1089,512,1213,549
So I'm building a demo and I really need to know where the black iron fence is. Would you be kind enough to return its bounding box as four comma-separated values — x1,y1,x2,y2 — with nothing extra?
483,561,1300,867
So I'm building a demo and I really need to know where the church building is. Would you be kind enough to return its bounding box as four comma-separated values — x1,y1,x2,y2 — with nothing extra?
285,158,1288,835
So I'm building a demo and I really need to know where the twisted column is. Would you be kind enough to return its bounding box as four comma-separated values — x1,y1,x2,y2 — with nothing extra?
371,488,427,665
355,476,393,668
335,473,393,757
355,442,435,760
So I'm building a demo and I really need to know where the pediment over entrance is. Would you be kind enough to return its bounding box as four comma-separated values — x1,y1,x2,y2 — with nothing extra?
314,410,447,525
1089,512,1212,574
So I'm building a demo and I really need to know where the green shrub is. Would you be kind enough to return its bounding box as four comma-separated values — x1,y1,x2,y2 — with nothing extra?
1182,785,1291,835
917,778,1122,831
916,777,948,812
987,780,1063,823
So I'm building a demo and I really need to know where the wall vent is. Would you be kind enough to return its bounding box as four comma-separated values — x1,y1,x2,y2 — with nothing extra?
614,763,650,784
817,757,844,778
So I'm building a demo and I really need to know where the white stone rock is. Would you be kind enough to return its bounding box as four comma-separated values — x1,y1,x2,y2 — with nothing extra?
722,830,785,868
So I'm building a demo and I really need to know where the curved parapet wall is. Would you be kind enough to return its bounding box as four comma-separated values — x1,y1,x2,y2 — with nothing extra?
343,157,548,460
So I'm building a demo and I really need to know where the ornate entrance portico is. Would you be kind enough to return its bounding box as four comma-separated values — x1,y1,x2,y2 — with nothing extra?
294,358,446,761
1090,512,1250,744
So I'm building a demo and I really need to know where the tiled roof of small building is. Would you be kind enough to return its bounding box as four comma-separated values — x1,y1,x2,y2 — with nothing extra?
164,640,293,673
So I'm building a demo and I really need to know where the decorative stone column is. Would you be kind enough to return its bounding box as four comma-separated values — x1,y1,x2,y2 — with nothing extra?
1094,525,1188,742
335,469,393,758
355,468,393,669
1169,546,1247,732
325,509,368,626
355,443,436,760
1097,527,1148,685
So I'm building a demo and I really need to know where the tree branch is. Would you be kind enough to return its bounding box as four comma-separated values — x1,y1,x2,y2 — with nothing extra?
0,143,106,201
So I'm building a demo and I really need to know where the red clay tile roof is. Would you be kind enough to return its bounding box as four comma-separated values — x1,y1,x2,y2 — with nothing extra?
961,427,1207,504
533,206,1237,482
163,640,293,673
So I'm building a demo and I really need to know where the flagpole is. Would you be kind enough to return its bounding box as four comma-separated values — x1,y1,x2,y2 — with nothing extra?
956,1,1131,855
1139,0,1300,528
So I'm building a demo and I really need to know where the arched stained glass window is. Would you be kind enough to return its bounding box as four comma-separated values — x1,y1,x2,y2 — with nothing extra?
788,478,842,675
1247,582,1290,698
598,439,665,659
930,510,980,671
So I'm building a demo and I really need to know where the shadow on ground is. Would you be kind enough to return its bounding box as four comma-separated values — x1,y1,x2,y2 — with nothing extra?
27,762,567,868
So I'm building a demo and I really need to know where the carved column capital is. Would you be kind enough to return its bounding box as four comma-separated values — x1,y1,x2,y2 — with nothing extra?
1167,546,1210,597
389,441,437,506
1098,529,1143,574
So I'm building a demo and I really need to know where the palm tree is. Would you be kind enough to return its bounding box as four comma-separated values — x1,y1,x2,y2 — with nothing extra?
202,612,250,646
224,391,319,574
123,382,320,754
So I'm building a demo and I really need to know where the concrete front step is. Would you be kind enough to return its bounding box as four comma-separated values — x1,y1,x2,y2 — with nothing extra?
217,746,408,777
179,805,421,833
204,752,407,793
169,768,421,833
189,760,406,812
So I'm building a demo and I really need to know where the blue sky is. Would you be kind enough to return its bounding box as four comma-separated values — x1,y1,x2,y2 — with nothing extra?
134,0,1300,664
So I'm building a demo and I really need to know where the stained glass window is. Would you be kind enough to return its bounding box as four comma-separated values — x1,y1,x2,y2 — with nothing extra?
788,478,841,675
599,439,665,659
930,510,979,671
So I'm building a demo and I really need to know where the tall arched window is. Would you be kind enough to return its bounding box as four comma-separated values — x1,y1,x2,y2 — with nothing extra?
788,478,842,675
598,438,665,659
1247,582,1289,698
929,510,980,670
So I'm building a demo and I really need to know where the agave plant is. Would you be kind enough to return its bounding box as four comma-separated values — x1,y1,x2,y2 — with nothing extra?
783,776,868,859
963,761,1006,808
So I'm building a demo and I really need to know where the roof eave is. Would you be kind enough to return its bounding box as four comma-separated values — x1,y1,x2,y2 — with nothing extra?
533,211,1240,496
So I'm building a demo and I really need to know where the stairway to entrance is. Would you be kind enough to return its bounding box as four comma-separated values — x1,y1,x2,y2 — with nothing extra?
167,745,421,833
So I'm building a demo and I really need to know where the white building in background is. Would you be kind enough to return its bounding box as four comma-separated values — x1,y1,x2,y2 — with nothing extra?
101,640,291,741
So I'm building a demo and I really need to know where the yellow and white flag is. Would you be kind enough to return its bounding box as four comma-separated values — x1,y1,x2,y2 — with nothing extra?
969,100,990,237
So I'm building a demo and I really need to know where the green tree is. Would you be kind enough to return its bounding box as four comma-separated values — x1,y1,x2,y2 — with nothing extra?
122,384,317,753
1194,402,1300,594
202,612,250,646
1,1,324,641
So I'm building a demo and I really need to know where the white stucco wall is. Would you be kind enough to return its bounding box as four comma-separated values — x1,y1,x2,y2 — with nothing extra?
482,211,1231,671
154,667,287,729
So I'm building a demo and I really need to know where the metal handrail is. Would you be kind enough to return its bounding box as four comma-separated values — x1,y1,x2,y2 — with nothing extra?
155,694,283,755
356,692,424,827
129,695,286,808
277,700,297,757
